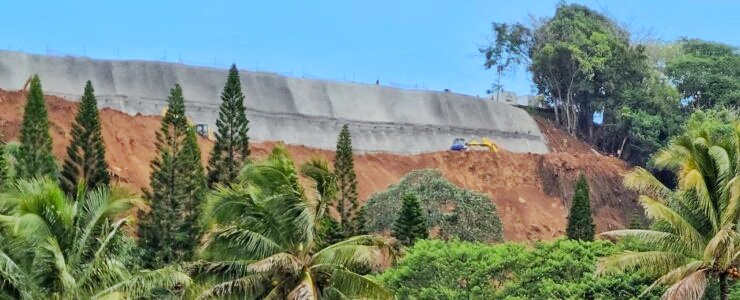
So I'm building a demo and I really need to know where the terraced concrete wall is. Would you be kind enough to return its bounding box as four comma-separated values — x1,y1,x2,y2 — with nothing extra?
0,50,549,154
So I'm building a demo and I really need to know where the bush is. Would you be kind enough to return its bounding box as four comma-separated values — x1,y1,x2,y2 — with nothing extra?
375,239,665,299
363,169,503,242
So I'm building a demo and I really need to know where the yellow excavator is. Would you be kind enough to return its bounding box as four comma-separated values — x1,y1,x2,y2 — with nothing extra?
451,137,500,152
467,137,499,152
160,108,215,140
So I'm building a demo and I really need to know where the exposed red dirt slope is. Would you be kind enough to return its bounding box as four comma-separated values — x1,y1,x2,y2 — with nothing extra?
0,89,638,241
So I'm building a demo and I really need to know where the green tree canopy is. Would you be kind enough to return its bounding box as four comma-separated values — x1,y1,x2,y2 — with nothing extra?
138,84,206,268
482,3,684,165
60,80,110,195
17,75,57,180
364,169,503,242
566,173,595,241
0,179,190,299
598,108,740,300
666,38,740,108
335,124,360,236
392,192,428,246
375,239,663,299
207,64,250,186
195,145,394,299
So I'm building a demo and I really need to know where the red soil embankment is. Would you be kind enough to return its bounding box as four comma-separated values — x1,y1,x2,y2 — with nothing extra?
0,89,637,241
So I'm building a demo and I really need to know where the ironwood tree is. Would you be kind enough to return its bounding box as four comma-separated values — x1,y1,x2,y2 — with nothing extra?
138,84,206,267
566,173,595,241
207,64,250,186
17,75,57,180
60,80,110,194
335,124,361,236
392,192,428,246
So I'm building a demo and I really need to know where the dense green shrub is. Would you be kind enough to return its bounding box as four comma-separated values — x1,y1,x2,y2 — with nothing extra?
375,239,665,299
363,169,503,242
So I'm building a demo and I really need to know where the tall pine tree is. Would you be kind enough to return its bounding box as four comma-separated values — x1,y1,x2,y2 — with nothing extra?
0,143,8,189
392,192,428,246
335,124,360,236
178,126,208,258
60,80,110,194
566,173,595,241
208,64,250,186
17,75,57,180
138,84,206,267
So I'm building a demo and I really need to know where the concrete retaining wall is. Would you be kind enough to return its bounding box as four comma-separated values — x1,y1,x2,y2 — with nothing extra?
0,50,549,154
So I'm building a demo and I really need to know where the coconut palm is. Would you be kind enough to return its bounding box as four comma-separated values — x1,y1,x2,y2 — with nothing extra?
597,109,740,300
0,178,191,299
194,145,394,299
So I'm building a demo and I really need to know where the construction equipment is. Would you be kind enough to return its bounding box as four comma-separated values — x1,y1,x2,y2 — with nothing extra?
22,76,32,91
450,138,467,151
465,137,500,152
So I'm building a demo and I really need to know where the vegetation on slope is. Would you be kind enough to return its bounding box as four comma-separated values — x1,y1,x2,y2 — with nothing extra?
363,169,503,242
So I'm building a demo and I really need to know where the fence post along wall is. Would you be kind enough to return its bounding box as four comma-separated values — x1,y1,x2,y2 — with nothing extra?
0,50,549,154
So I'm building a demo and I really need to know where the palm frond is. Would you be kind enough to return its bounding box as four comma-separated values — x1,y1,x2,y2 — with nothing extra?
247,253,302,274
0,247,35,299
287,271,319,300
596,251,689,278
721,177,740,227
92,267,191,299
708,146,732,208
702,224,736,269
623,167,671,201
312,235,394,270
201,224,283,261
75,218,128,289
40,238,76,293
329,268,393,299
661,268,708,300
195,274,268,300
653,143,691,170
639,195,706,251
599,229,696,256
640,261,703,298
679,169,719,230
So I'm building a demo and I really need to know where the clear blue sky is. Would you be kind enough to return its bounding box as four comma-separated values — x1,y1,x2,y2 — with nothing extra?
2,1,739,97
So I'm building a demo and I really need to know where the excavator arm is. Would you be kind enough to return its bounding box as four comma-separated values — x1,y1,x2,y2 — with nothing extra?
21,76,32,91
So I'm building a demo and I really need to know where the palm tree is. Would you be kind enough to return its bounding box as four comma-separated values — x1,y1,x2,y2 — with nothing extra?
0,178,191,299
194,145,394,299
597,110,740,300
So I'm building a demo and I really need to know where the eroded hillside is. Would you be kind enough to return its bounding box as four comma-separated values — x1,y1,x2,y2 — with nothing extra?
0,89,638,241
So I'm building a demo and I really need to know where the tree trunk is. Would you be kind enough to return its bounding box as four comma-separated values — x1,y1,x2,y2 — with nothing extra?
720,273,729,300
553,98,560,125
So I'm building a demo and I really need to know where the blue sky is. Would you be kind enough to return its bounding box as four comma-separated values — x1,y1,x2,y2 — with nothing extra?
3,1,739,97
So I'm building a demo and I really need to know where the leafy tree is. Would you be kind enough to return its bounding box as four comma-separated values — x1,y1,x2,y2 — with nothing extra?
598,109,740,300
566,173,595,241
481,3,685,166
207,64,250,186
375,239,663,299
17,75,57,180
195,145,394,299
138,84,206,268
482,3,642,137
0,178,190,299
392,192,428,246
335,124,360,235
666,38,740,108
60,80,110,195
364,169,503,242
